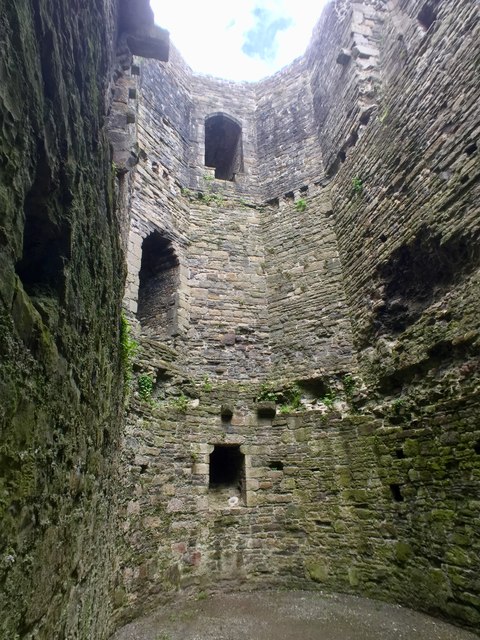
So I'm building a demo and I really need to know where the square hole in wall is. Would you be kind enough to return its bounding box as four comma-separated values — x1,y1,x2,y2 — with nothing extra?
389,483,404,502
209,445,245,504
268,460,284,471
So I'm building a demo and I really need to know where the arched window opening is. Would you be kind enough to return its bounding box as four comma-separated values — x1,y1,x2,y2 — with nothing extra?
205,114,243,181
137,231,179,335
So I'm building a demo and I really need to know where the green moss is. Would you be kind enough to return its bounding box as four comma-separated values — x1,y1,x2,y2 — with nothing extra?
120,313,138,387
395,541,412,564
306,559,329,582
445,546,472,567
348,566,360,586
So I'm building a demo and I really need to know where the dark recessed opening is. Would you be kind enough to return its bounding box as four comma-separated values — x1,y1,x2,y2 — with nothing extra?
297,377,329,399
284,191,294,201
359,110,372,126
300,185,309,194
205,114,243,181
15,142,70,298
371,226,480,339
395,448,406,459
209,445,245,492
221,405,234,422
269,460,284,471
417,2,437,31
465,142,477,156
102,428,111,451
474,440,480,455
137,231,179,335
16,209,70,298
390,483,404,502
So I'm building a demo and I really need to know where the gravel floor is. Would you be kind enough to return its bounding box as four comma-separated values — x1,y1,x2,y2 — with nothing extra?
111,591,479,640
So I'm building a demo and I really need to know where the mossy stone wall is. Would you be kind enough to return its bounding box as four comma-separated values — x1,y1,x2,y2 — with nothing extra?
119,0,480,634
0,1,125,637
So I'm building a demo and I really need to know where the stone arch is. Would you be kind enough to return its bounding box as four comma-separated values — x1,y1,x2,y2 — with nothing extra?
137,230,180,336
205,112,244,181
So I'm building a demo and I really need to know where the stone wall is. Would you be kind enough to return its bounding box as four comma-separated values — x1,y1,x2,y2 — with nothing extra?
0,1,123,637
307,1,382,178
124,54,272,380
0,1,168,638
325,0,480,629
262,186,355,379
118,0,480,635
256,58,321,200
189,74,259,195
118,376,480,630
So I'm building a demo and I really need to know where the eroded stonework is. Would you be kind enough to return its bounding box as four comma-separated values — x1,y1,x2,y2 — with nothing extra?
117,0,480,635
0,0,478,639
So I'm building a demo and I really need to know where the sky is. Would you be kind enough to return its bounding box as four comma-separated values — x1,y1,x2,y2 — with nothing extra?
150,0,330,82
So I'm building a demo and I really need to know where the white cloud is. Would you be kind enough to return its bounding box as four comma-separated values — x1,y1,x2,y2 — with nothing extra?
150,0,330,81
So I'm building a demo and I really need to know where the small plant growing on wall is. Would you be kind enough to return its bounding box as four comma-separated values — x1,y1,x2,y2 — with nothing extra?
256,382,280,403
342,373,355,399
120,313,138,388
138,374,154,401
320,391,336,408
295,198,307,212
352,176,363,195
199,174,225,206
180,186,194,198
278,384,302,414
171,393,189,413
202,375,213,392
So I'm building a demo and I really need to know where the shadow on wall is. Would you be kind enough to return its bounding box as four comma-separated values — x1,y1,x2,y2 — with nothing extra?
371,226,480,337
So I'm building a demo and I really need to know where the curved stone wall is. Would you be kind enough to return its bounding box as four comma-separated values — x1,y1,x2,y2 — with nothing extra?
117,0,480,635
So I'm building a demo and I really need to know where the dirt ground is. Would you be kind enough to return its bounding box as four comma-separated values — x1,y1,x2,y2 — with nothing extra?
111,590,479,640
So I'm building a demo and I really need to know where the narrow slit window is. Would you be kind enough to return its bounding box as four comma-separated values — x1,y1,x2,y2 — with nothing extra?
205,114,243,181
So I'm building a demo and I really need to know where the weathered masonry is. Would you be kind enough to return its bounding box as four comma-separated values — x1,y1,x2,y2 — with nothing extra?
119,0,480,635
0,0,479,639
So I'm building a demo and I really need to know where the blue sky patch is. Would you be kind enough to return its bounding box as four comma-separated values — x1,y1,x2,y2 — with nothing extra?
242,7,293,61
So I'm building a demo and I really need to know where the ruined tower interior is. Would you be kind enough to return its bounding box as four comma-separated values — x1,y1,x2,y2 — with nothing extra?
0,0,479,638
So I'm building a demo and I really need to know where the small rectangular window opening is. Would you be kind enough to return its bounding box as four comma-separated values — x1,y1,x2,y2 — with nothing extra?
269,461,284,471
389,483,404,502
209,445,245,502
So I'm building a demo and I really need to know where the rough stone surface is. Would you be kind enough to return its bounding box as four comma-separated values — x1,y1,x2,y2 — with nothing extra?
118,0,480,636
1,0,479,639
0,1,168,638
